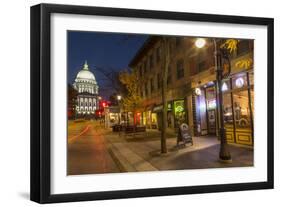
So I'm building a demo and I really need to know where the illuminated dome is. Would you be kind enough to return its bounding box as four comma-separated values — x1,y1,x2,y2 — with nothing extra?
73,61,99,95
75,61,97,83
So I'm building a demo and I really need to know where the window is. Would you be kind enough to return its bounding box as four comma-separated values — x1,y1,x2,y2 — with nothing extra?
176,37,182,47
157,73,161,89
198,51,206,72
151,78,154,92
167,66,172,85
145,82,149,96
232,74,247,89
150,54,154,69
237,40,249,56
139,65,142,77
233,90,251,129
176,60,184,79
156,47,161,62
198,60,206,72
143,61,147,73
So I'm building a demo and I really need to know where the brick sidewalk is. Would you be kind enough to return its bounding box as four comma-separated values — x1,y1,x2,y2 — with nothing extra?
105,129,253,172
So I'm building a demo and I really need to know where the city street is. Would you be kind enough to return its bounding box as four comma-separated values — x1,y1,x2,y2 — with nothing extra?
67,120,253,175
67,120,120,175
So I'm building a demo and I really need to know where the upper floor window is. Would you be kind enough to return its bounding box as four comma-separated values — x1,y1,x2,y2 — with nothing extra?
145,82,149,96
143,61,147,73
150,78,154,92
167,66,172,85
237,40,249,56
176,37,182,47
157,73,161,89
150,54,154,69
156,47,161,63
176,60,184,79
139,65,142,77
198,60,207,72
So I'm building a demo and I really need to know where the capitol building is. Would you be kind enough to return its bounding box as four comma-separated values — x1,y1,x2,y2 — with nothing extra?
73,61,99,115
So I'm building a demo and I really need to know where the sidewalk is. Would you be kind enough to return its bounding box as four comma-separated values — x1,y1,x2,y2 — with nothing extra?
106,129,254,172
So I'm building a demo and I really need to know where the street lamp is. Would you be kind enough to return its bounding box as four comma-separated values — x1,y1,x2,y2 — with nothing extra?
116,95,122,124
195,38,206,48
195,38,232,163
117,95,122,101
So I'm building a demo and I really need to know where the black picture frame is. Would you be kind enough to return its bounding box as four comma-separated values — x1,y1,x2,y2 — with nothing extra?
30,3,274,204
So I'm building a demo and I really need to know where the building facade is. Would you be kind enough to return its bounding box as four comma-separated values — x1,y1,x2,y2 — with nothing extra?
129,36,254,146
73,61,99,116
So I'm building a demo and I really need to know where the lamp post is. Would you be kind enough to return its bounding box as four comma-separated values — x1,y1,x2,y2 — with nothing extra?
117,95,122,124
195,38,232,163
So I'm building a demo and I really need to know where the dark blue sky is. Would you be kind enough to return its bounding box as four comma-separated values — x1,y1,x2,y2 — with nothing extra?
67,31,148,99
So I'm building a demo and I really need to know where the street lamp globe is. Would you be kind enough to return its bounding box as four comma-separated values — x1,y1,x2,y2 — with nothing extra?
195,38,206,48
117,95,122,101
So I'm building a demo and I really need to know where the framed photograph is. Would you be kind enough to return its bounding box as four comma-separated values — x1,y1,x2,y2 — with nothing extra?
30,3,274,203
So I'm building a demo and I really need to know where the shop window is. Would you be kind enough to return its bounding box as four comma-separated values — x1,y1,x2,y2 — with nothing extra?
232,74,248,89
250,89,254,123
222,80,231,92
223,93,234,129
174,100,186,127
249,72,254,85
232,90,251,129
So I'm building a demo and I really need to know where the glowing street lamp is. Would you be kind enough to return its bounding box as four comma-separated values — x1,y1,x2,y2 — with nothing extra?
117,95,122,101
195,38,232,163
195,38,206,48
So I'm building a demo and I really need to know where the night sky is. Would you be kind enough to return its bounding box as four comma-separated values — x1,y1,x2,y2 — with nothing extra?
67,31,148,99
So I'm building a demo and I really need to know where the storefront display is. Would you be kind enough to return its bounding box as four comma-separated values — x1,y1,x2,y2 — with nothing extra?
221,72,254,145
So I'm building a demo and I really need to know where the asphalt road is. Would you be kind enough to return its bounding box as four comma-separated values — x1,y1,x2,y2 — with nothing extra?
67,120,120,175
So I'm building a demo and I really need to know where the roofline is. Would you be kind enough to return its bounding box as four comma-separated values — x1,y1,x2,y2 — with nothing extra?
128,36,160,67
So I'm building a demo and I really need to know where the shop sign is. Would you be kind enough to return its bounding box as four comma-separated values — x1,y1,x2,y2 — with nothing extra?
174,100,185,113
153,103,172,112
195,87,202,96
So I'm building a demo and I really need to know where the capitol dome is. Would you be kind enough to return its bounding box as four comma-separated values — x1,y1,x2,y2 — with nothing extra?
75,61,96,83
73,61,99,95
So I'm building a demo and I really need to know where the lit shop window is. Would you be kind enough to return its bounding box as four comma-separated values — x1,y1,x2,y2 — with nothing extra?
232,90,251,129
232,74,247,89
223,93,233,128
222,80,230,92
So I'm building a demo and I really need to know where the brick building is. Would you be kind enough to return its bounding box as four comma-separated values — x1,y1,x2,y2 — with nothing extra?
129,36,254,145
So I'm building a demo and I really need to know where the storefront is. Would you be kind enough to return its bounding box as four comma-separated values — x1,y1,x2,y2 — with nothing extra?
104,106,120,128
193,71,254,146
222,71,254,145
194,83,217,136
152,102,173,130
